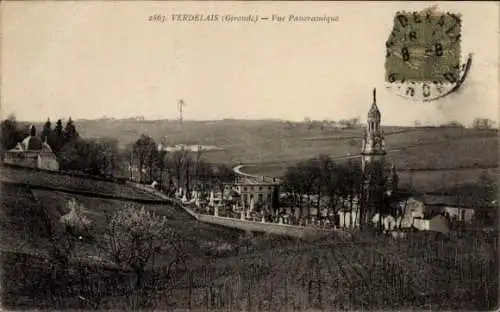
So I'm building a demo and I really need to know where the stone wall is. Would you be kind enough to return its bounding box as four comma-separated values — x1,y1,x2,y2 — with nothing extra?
196,214,334,239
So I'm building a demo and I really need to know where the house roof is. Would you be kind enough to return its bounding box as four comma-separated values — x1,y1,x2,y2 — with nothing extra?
236,176,279,185
8,135,54,154
408,194,497,210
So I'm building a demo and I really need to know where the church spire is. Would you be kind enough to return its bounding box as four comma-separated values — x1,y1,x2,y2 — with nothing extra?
368,88,381,120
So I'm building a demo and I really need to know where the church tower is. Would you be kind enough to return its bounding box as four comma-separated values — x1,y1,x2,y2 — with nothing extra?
360,89,387,226
361,88,386,169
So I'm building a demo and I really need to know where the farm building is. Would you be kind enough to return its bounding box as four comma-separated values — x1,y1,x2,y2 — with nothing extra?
4,125,59,171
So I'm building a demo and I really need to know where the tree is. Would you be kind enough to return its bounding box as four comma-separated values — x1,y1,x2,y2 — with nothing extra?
212,163,236,194
170,149,188,191
54,119,64,138
196,160,214,194
63,117,80,144
41,118,52,142
183,152,193,199
317,155,339,215
103,206,177,289
41,118,62,153
297,158,322,218
132,134,157,183
473,118,496,130
58,138,118,177
441,120,464,128
192,145,204,190
52,119,65,153
156,150,169,187
283,164,304,218
477,172,497,204
0,115,24,157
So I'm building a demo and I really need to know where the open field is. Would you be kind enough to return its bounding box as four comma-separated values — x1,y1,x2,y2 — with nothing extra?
33,119,498,168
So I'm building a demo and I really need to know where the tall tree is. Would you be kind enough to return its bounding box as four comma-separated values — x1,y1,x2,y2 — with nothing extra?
0,115,24,157
170,149,188,191
184,153,193,199
132,134,157,183
41,118,52,142
297,158,322,219
63,117,80,144
156,150,168,188
193,145,204,190
283,164,305,220
318,155,339,216
212,163,236,197
52,119,65,153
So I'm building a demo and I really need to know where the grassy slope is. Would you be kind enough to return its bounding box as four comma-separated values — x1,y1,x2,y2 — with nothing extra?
48,119,493,162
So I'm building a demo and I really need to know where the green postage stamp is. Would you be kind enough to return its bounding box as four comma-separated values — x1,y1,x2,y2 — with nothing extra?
385,6,472,101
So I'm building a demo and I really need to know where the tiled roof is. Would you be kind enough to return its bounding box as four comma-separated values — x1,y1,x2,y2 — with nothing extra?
411,194,497,210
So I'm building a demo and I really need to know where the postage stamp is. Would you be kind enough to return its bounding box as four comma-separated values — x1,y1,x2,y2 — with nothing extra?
385,6,472,101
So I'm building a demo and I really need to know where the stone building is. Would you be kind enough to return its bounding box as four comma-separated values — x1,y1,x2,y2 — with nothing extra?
234,175,280,213
4,125,59,171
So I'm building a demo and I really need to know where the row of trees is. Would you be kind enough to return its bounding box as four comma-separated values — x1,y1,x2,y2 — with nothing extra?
282,154,498,228
413,118,497,129
0,115,80,156
282,155,394,224
130,134,235,198
289,117,362,130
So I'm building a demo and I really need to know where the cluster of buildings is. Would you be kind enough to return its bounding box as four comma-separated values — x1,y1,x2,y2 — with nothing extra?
223,89,493,232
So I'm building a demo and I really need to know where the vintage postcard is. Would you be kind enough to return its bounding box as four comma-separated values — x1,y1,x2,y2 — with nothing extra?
1,1,498,311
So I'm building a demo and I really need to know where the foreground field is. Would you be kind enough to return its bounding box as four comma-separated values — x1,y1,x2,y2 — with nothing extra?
3,230,497,311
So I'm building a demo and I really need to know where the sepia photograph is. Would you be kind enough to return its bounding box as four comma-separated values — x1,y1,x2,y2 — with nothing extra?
0,1,499,311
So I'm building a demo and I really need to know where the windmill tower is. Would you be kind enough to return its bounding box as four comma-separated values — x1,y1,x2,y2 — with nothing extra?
177,99,186,129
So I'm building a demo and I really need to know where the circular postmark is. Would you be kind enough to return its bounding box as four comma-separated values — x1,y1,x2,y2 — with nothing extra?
384,6,472,102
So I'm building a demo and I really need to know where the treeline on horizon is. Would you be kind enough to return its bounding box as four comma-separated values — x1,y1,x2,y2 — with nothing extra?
7,114,498,130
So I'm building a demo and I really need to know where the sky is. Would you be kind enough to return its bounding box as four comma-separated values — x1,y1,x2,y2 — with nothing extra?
1,1,499,126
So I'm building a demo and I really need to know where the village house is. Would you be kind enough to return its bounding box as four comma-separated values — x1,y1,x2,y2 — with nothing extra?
4,125,59,171
233,175,280,213
399,194,497,229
